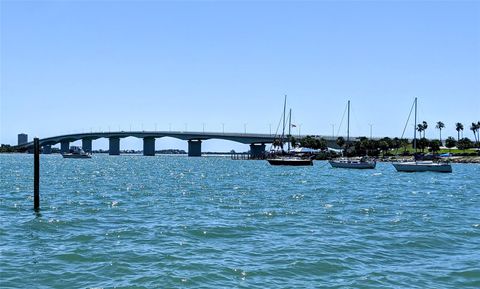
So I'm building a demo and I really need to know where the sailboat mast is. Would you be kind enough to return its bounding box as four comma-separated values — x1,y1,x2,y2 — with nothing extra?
413,97,417,152
347,100,350,144
281,95,287,151
288,108,292,152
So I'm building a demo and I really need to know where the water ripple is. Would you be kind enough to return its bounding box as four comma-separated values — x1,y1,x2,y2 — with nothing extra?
1,155,479,288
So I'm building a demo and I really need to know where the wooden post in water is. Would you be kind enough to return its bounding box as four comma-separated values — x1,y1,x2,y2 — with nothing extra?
34,137,40,210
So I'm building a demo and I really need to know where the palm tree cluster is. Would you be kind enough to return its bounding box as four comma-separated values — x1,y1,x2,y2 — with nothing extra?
417,121,428,138
285,120,479,156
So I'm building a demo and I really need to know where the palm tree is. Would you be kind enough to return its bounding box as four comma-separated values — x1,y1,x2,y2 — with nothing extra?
477,121,480,147
471,123,477,146
422,121,428,138
417,124,424,139
436,121,445,144
455,122,464,141
471,122,480,147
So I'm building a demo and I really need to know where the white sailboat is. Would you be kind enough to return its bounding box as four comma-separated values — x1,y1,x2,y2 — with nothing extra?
392,98,452,173
267,96,313,166
329,100,376,169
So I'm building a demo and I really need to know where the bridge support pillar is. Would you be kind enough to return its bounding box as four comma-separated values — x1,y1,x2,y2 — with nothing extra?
60,141,69,154
82,138,92,153
143,137,155,156
250,143,266,159
42,145,52,154
109,137,120,155
188,140,202,157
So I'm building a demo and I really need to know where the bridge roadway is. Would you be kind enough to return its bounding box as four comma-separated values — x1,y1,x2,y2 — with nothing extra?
16,131,341,157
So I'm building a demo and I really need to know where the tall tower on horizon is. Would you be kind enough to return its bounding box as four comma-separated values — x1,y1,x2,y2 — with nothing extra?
18,133,28,145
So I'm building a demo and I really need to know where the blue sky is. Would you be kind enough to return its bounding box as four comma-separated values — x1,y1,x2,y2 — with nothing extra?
1,0,479,151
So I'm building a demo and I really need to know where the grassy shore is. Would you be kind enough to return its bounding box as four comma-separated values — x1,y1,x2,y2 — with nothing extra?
393,145,478,155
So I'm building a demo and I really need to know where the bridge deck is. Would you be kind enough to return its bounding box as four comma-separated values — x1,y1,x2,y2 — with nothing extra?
16,131,343,149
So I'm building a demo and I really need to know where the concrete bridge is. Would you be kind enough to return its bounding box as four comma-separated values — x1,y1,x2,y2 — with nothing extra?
15,131,341,157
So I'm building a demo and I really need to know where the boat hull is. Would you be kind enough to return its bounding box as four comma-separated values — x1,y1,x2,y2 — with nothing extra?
62,154,92,159
329,160,376,169
392,162,452,173
267,158,313,166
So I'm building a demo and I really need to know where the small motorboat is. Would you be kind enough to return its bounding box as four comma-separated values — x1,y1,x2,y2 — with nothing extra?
62,146,92,159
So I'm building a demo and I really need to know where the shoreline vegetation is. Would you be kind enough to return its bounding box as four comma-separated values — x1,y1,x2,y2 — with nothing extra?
274,132,480,163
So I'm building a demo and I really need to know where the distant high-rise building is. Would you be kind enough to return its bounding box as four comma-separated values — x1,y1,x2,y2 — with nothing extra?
18,133,28,145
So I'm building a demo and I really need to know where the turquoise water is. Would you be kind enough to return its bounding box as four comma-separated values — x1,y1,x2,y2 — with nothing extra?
1,154,479,288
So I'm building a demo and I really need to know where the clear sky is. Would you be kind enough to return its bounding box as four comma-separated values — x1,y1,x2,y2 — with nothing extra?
1,0,479,151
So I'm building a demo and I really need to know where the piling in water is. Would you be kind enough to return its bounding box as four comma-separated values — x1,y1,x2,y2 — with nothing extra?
34,137,39,210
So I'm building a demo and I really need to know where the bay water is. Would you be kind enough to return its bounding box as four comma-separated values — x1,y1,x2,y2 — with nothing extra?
1,154,479,288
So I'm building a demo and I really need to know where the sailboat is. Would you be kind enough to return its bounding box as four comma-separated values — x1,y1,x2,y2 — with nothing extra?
329,100,376,169
392,98,452,173
267,96,313,166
